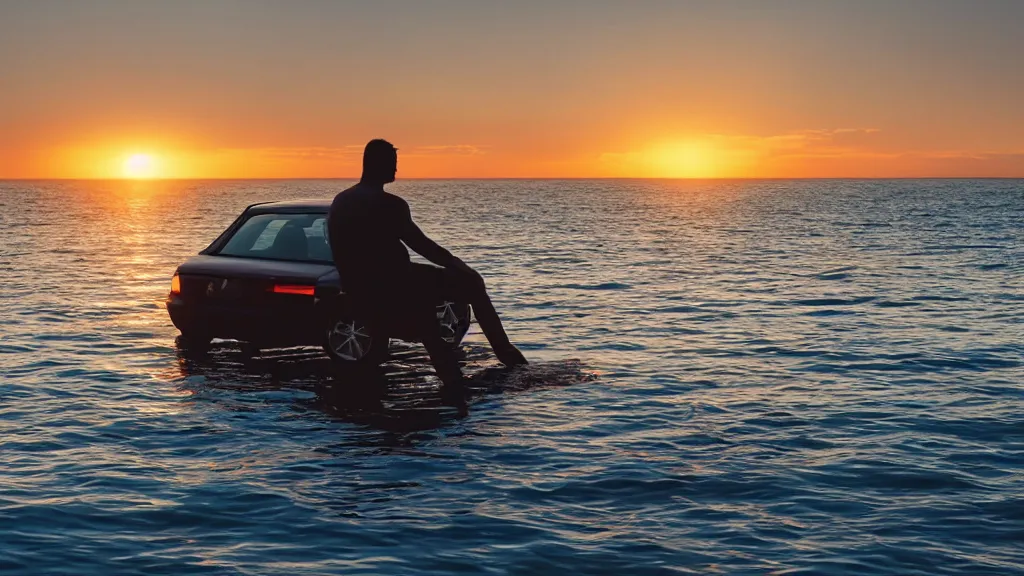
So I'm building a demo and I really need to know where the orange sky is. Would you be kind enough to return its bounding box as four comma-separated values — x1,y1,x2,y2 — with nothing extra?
2,1,1022,179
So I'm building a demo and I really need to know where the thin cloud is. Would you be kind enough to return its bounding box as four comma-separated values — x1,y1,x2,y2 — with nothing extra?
596,128,1024,177
211,146,363,161
211,144,488,159
405,144,490,156
598,128,886,163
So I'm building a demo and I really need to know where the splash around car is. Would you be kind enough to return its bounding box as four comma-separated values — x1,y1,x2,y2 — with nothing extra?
165,199,471,366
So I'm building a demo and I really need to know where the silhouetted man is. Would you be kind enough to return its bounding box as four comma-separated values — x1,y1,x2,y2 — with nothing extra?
327,139,527,390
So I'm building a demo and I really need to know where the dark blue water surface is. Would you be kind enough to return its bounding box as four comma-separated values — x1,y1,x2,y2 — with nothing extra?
1,179,1022,575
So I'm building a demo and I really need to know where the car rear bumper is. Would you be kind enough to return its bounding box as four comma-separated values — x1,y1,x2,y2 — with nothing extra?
167,293,323,347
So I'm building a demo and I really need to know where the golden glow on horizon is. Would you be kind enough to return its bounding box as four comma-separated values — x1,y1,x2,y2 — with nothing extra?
122,153,158,179
595,138,763,179
649,141,722,178
14,131,1024,180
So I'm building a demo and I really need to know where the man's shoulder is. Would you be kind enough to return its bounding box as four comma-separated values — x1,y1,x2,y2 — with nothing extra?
328,186,407,220
381,191,409,211
332,182,363,199
329,183,366,210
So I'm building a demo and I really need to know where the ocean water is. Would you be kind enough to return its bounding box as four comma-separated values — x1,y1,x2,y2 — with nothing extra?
0,178,1021,575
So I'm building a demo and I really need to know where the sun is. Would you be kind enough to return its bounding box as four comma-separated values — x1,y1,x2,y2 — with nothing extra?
649,141,719,178
122,153,158,178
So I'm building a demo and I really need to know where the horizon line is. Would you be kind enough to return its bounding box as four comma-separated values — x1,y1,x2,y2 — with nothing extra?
3,176,1024,182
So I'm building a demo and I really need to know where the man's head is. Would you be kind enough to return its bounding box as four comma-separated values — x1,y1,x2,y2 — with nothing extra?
360,139,398,185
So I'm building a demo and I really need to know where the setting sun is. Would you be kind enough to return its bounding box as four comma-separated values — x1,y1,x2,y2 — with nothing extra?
123,153,158,179
650,142,720,178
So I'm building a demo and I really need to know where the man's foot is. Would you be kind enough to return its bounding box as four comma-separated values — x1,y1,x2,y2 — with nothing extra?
439,378,469,410
494,345,528,368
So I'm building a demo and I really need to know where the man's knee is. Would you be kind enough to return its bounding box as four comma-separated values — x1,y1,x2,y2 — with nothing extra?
453,269,486,297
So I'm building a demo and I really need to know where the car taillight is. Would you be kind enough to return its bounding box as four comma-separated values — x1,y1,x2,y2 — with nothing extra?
270,284,315,296
170,274,181,295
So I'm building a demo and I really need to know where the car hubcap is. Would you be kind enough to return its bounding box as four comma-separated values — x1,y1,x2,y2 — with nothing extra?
437,301,469,343
328,319,372,361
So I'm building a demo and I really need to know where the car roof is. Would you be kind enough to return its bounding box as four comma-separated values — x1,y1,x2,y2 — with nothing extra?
246,198,332,214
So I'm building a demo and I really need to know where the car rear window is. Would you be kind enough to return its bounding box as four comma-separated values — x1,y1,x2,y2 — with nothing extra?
218,213,332,263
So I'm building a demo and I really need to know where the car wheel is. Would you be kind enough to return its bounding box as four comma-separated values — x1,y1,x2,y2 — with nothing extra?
437,301,472,346
323,315,388,366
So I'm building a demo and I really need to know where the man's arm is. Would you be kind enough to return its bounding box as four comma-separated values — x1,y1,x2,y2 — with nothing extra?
396,199,459,268
395,197,483,283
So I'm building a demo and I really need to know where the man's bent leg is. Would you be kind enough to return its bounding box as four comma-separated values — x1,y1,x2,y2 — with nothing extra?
445,269,528,367
421,330,465,388
387,301,466,389
395,267,468,389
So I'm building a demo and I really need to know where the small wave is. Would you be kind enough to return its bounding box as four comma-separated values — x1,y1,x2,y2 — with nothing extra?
804,309,857,317
922,244,1006,250
912,295,969,302
817,272,852,280
792,296,876,306
556,282,632,290
657,305,703,313
814,265,858,279
0,343,38,354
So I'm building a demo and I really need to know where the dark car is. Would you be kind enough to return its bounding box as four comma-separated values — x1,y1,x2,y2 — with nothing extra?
166,199,471,366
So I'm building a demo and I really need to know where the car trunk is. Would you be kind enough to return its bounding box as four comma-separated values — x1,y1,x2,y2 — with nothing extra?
175,255,334,308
